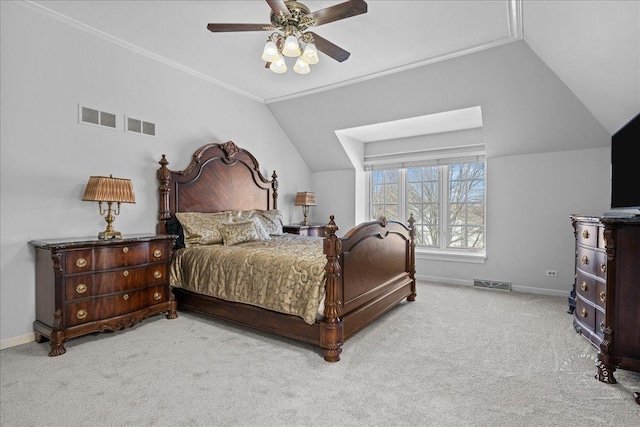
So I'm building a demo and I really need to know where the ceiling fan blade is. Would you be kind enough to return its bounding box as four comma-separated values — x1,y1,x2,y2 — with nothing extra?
308,32,350,62
207,23,269,32
307,0,367,27
266,0,290,16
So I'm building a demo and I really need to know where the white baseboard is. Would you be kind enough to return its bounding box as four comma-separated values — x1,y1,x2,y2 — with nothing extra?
0,333,35,350
416,275,569,297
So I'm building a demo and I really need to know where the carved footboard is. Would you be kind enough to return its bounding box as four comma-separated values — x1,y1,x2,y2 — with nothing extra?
320,215,416,361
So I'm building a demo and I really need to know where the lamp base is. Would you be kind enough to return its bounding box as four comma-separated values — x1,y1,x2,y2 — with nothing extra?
98,230,122,240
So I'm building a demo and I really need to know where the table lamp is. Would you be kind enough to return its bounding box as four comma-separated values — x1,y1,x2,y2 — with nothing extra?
82,174,136,239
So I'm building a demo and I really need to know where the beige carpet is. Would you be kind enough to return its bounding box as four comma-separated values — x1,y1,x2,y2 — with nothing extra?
1,282,638,426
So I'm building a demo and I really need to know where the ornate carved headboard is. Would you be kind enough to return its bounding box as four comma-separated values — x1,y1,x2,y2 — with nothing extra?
157,141,278,234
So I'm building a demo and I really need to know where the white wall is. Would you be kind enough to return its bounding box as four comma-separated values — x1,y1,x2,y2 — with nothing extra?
418,147,610,295
0,2,311,345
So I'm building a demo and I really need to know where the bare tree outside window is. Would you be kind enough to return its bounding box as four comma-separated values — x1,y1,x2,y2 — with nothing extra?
369,161,485,251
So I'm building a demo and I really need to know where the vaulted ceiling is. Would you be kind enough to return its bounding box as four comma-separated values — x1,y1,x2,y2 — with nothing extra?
24,0,639,137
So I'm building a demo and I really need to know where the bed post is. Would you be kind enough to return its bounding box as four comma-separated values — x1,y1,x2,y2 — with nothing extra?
271,171,278,209
321,215,344,362
157,154,171,234
407,214,417,301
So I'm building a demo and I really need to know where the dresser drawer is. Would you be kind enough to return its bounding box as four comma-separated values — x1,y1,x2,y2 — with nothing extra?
94,243,149,270
65,249,93,274
94,266,148,295
65,275,93,300
575,298,595,331
148,263,168,283
65,300,95,327
595,308,606,338
597,226,606,249
147,284,169,305
577,224,598,247
576,271,596,302
149,242,171,262
595,250,607,280
576,246,595,275
595,281,607,310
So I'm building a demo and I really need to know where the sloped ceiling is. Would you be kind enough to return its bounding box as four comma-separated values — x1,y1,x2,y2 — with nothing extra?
19,0,640,171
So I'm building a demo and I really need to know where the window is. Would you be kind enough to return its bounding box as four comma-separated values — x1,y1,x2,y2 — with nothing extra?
369,161,485,252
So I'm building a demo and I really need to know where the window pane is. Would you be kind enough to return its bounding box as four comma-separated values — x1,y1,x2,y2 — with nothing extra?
423,224,438,246
407,183,422,203
448,225,465,248
386,184,399,203
384,170,398,183
371,171,384,185
467,204,485,225
467,226,485,249
407,167,422,182
371,184,385,203
385,205,398,220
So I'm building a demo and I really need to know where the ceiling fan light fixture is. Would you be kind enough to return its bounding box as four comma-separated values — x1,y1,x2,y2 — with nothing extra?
261,40,280,62
269,56,287,73
282,35,301,57
301,42,319,64
293,57,311,74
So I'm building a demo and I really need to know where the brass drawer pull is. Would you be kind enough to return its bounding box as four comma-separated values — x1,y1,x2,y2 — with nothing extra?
76,310,88,320
600,263,606,273
153,270,162,279
582,229,589,239
123,294,129,301
153,249,162,258
581,255,589,265
580,282,588,291
153,292,162,301
122,247,129,253
76,283,88,294
75,258,87,268
599,291,606,303
580,308,587,318
123,270,129,277
600,321,606,332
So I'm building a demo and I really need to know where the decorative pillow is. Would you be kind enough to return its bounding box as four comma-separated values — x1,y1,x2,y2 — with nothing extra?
240,217,271,241
175,211,236,246
250,209,284,236
220,221,261,246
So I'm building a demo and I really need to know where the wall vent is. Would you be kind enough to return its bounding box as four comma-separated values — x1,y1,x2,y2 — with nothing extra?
79,105,117,130
473,279,511,292
126,116,156,137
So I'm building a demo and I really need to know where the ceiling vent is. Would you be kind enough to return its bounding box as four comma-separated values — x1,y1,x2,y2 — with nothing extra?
126,116,156,137
78,105,117,130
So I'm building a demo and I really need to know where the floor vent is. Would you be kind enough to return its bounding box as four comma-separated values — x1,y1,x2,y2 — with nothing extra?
126,116,156,137
79,105,117,130
473,279,511,292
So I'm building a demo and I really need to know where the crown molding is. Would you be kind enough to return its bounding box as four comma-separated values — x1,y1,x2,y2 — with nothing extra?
16,0,265,103
17,0,523,105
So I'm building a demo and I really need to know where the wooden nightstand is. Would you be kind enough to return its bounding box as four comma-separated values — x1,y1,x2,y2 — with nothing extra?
283,224,326,237
29,234,177,356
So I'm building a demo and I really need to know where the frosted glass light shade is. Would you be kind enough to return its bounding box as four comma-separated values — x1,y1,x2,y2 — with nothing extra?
293,57,310,74
269,56,287,73
261,40,280,62
282,35,301,57
301,43,319,64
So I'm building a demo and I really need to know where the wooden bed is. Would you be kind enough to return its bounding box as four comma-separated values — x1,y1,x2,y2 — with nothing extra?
157,141,416,361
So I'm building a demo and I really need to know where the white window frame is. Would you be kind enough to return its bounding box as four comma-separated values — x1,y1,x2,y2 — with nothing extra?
366,160,487,264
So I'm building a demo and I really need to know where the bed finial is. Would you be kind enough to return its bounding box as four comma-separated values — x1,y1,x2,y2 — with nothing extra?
157,154,171,225
221,141,240,162
271,171,278,209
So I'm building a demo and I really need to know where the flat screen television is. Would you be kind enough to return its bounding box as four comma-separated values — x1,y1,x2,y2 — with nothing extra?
610,112,640,211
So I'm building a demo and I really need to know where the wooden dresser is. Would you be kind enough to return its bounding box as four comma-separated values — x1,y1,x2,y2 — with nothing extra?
570,215,640,383
30,234,177,356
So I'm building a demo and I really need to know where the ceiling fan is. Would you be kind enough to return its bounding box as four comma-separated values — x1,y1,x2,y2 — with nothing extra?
207,0,368,74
